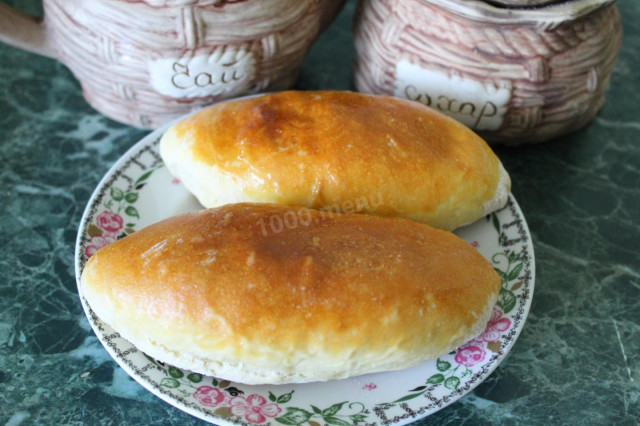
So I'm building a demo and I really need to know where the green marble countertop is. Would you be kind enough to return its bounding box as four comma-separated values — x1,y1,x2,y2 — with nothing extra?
1,0,638,424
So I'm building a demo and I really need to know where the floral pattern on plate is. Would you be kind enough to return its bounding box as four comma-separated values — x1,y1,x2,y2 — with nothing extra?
75,127,535,426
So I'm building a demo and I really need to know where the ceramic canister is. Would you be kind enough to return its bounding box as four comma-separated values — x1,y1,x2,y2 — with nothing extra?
353,0,622,144
0,0,345,129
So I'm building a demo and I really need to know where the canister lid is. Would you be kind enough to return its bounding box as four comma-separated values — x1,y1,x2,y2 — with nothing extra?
483,0,566,7
426,0,616,24
134,0,247,7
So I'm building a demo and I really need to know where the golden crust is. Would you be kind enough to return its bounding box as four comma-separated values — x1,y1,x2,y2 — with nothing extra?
81,203,501,384
160,91,510,231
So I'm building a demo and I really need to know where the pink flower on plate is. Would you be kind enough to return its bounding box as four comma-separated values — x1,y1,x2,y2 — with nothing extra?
84,235,115,258
362,383,377,391
470,241,479,248
455,344,486,367
96,210,124,233
193,386,227,407
229,394,282,424
477,307,511,343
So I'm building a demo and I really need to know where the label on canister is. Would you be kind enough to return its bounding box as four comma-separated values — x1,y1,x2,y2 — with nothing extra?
149,47,257,99
394,61,512,131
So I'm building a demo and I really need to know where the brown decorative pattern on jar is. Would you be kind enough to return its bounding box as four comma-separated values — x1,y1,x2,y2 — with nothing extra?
353,0,621,144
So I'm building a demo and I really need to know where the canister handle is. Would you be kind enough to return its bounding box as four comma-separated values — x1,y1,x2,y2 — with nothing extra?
0,3,56,58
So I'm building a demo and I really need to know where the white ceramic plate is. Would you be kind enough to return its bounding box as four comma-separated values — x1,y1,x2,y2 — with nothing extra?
75,125,535,425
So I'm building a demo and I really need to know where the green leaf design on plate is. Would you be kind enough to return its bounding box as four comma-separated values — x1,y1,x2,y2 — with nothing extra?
143,353,160,367
125,192,139,203
408,386,427,392
275,408,314,425
276,390,294,404
135,170,154,186
322,402,347,417
168,366,184,379
311,405,322,415
160,378,180,388
507,262,524,281
324,416,351,426
426,373,445,385
497,288,517,314
491,213,501,234
110,187,124,201
350,414,368,423
391,392,425,403
437,358,451,372
125,205,139,218
186,373,202,383
269,391,277,402
444,376,460,390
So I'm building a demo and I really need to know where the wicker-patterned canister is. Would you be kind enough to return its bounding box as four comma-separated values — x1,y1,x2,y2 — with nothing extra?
353,0,622,144
0,0,345,129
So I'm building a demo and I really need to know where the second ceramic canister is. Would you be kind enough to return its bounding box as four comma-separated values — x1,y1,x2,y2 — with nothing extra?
353,0,622,144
